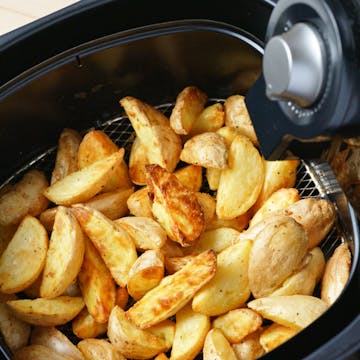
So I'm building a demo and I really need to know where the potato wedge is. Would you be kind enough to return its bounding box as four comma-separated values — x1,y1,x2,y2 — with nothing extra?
129,136,149,185
77,339,125,360
72,204,137,287
51,128,82,185
180,132,228,169
247,295,328,330
114,216,167,251
30,326,84,360
232,328,265,360
203,328,238,360
248,215,308,298
164,255,196,274
108,306,167,359
0,215,48,294
212,308,262,344
7,296,85,326
77,130,132,192
127,249,164,300
40,206,85,298
171,303,210,360
321,242,351,305
206,212,249,232
78,236,116,323
174,164,203,192
126,186,153,218
147,319,176,351
160,239,184,258
72,309,108,339
192,240,252,316
44,150,124,205
146,164,205,246
0,169,49,226
155,353,170,360
115,287,129,309
224,94,258,146
126,250,216,329
251,159,299,214
13,344,75,360
195,192,216,226
169,86,208,135
120,96,182,172
259,323,298,353
216,134,264,219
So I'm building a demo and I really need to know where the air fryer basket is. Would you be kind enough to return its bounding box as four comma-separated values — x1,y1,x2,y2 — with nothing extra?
0,1,359,359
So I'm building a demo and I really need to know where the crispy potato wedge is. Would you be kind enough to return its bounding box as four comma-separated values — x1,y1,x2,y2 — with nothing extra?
127,186,153,218
72,309,108,339
77,130,132,192
195,192,216,226
146,164,205,246
203,328,238,360
192,240,252,316
78,236,116,323
147,319,176,351
44,150,124,205
126,250,216,329
13,344,75,360
77,339,125,360
259,323,298,353
120,96,182,172
108,306,167,359
72,204,137,287
180,132,228,169
249,188,300,228
251,159,299,214
174,165,203,192
115,287,129,309
40,206,85,298
169,86,208,135
270,247,325,296
171,303,210,360
164,255,196,274
51,128,82,185
321,242,351,305
0,170,49,226
114,216,167,251
127,249,164,300
232,328,265,360
7,296,85,326
0,215,48,294
224,95,258,146
30,326,84,360
206,212,249,232
280,198,336,249
248,215,308,298
129,136,149,185
216,135,264,219
212,308,262,344
247,295,328,330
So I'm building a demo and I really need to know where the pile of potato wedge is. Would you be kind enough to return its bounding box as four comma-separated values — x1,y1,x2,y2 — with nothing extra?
0,86,352,360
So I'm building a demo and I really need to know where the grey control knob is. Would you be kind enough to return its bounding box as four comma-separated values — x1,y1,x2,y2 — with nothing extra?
263,22,326,108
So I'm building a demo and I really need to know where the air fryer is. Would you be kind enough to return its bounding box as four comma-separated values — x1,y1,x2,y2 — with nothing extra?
0,1,359,359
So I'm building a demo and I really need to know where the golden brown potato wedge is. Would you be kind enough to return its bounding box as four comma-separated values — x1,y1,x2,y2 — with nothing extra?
72,204,137,287
126,250,216,329
159,239,184,258
77,339,126,360
120,96,182,172
247,295,328,330
321,242,351,305
126,186,153,218
203,328,238,360
147,319,176,351
169,86,208,135
30,326,84,360
72,309,108,339
174,164,203,192
40,206,85,298
0,170,49,226
146,164,205,246
51,128,82,185
232,328,265,360
129,136,149,185
224,95,258,146
192,240,252,316
216,135,264,219
171,303,210,360
127,249,164,300
7,296,85,326
77,130,132,192
13,344,75,360
44,150,124,205
195,192,216,226
251,159,300,214
0,215,48,294
78,236,116,323
154,353,170,360
164,255,196,274
212,308,262,344
248,215,308,298
115,287,129,309
180,132,228,169
108,306,167,359
114,216,167,251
